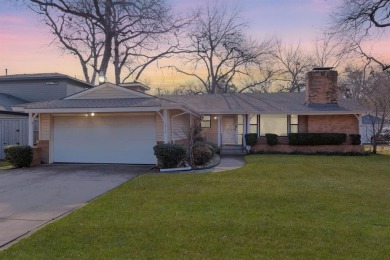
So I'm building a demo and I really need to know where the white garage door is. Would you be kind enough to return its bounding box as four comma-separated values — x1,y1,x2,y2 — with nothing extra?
53,115,156,164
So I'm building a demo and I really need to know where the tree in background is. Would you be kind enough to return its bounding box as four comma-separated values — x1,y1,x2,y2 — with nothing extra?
271,40,313,92
168,1,275,94
27,0,190,84
329,0,390,71
340,65,390,153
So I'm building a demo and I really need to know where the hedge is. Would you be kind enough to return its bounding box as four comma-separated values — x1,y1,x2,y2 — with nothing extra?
4,145,33,168
244,133,258,146
153,144,188,168
349,134,361,145
288,133,347,145
266,134,278,146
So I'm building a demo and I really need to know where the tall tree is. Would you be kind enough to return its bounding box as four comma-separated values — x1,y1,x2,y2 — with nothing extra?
329,0,390,71
272,40,313,92
340,65,390,153
27,0,189,84
169,1,274,94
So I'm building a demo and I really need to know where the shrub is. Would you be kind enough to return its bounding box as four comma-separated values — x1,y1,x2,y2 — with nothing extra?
266,134,278,146
192,143,214,166
4,145,33,168
349,134,361,145
205,142,220,155
288,133,347,145
245,133,258,146
153,144,188,168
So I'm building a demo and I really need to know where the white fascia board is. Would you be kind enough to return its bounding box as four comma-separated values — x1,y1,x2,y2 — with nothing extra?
22,107,161,113
160,104,200,116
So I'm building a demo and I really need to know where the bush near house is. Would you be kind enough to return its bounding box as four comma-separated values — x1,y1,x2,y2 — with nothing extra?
349,134,361,145
266,134,278,146
153,144,188,168
4,145,33,168
245,133,258,146
206,142,220,155
289,133,347,145
192,142,214,165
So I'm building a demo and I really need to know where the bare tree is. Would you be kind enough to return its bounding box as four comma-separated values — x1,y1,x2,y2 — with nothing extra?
329,0,390,71
26,0,189,84
340,64,390,153
313,33,348,69
168,1,274,94
272,40,313,92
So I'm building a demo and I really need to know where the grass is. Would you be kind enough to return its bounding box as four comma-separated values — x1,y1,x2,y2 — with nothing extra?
1,154,390,259
365,144,390,154
0,160,12,170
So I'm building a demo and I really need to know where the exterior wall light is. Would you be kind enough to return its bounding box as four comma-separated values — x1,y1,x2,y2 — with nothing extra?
98,71,106,84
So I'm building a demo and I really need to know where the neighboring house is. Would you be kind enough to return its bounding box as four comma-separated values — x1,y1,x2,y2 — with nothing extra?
360,114,390,144
0,73,93,159
15,68,366,165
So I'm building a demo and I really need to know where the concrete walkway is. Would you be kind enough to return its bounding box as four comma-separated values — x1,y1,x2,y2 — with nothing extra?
0,164,150,249
189,155,246,173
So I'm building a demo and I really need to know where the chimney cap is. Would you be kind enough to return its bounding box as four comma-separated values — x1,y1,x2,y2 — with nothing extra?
312,67,334,71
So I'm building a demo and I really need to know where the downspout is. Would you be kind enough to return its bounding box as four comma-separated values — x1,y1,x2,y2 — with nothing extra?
171,112,188,144
156,110,168,144
28,113,39,146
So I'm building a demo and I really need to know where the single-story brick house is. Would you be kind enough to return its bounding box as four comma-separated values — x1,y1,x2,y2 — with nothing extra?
15,68,366,164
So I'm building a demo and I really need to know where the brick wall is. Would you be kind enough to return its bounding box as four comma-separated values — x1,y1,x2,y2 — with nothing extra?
306,70,338,104
298,115,308,133
37,140,50,164
308,115,359,135
31,147,41,166
252,144,364,153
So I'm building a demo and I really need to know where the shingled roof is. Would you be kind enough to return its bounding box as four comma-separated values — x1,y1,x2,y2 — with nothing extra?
0,73,93,88
161,92,366,115
19,91,366,115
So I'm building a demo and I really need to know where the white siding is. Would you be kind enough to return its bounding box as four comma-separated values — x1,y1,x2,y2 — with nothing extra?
0,119,28,159
72,86,141,99
40,114,51,140
156,110,190,143
172,113,190,142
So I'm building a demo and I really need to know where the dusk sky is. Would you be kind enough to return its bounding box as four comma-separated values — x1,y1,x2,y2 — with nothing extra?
0,0,389,90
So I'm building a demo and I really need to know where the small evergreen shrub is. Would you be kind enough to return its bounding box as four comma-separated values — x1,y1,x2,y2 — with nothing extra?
205,142,220,155
153,144,188,168
288,133,347,145
349,134,361,145
245,133,258,146
192,143,214,166
266,134,278,146
192,145,214,165
4,145,33,168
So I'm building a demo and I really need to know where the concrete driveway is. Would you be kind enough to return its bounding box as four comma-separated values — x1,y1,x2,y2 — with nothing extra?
0,164,151,249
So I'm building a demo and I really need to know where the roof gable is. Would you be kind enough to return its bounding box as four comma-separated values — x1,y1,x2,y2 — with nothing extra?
66,82,151,100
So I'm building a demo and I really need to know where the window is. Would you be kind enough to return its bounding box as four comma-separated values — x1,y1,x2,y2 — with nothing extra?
237,115,244,145
33,118,39,145
289,115,299,134
201,115,211,128
249,114,258,134
260,115,288,136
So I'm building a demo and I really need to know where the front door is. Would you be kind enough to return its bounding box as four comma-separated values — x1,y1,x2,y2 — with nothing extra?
222,116,236,144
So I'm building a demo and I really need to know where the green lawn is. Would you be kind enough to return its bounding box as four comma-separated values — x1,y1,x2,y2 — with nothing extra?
0,160,12,170
1,155,390,259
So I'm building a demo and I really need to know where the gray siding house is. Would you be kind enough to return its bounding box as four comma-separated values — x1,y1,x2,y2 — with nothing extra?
0,73,93,159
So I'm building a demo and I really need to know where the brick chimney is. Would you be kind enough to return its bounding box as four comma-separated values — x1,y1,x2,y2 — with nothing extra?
305,68,338,105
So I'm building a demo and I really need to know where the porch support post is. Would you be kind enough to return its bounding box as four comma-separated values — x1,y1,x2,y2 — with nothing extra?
28,113,38,146
163,109,168,144
217,115,221,147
